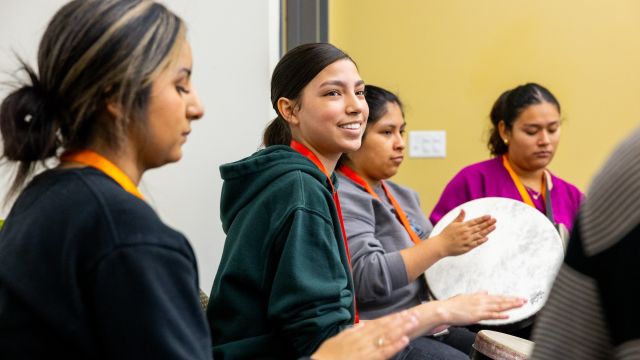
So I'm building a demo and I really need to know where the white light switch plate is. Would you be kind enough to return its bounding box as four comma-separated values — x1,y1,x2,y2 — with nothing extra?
409,130,446,158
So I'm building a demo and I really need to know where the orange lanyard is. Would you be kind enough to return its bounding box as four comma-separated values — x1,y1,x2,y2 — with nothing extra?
61,150,144,200
502,155,545,208
339,165,422,245
290,141,358,323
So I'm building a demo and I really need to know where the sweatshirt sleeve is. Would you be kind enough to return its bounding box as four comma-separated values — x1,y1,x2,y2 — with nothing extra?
91,244,212,360
268,208,353,357
339,185,410,302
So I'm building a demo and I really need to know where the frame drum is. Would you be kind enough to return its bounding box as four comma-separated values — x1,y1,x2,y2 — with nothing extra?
425,197,563,325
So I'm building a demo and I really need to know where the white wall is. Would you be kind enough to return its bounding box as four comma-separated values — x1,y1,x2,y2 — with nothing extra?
0,0,280,292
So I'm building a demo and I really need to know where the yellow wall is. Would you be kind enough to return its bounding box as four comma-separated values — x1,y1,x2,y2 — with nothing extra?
330,0,640,216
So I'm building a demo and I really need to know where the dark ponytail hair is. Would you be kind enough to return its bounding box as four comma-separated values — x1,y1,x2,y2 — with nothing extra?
488,82,561,156
0,63,61,194
263,43,355,146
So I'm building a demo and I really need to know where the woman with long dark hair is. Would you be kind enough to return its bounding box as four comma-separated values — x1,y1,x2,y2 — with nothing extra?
0,0,210,358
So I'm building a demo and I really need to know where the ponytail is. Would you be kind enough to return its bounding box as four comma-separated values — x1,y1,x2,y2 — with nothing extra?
262,116,291,147
1,63,60,197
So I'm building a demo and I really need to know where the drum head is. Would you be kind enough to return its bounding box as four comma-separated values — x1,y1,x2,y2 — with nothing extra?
425,197,563,325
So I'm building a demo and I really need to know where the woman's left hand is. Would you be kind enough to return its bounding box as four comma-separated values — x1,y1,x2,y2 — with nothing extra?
436,209,496,256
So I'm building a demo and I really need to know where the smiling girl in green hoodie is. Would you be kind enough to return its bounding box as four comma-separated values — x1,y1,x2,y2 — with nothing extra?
207,43,525,360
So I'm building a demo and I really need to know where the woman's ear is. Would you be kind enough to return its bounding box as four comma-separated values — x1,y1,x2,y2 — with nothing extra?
277,97,299,125
498,120,509,141
105,98,124,120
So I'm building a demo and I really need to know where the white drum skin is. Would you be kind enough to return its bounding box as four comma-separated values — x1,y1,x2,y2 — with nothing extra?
425,197,564,325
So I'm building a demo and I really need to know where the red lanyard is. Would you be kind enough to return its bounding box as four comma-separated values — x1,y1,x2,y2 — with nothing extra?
61,149,144,200
290,141,358,323
502,155,545,208
338,165,422,245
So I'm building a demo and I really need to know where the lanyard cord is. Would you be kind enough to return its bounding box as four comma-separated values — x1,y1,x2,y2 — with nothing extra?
61,150,144,200
502,155,554,223
290,141,359,323
338,164,422,245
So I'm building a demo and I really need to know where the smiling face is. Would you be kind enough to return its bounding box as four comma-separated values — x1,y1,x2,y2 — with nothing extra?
138,41,204,169
347,101,405,186
500,101,561,172
284,59,368,169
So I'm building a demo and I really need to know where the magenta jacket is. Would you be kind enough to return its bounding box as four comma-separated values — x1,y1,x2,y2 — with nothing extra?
430,157,583,232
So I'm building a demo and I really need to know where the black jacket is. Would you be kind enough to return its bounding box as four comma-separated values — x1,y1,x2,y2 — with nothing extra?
0,168,211,359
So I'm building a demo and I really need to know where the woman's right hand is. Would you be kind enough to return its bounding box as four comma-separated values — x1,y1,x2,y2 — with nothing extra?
435,210,496,256
408,292,526,337
310,310,419,360
437,291,526,326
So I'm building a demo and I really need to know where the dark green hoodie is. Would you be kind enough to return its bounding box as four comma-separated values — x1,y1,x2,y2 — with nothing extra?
208,145,355,359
